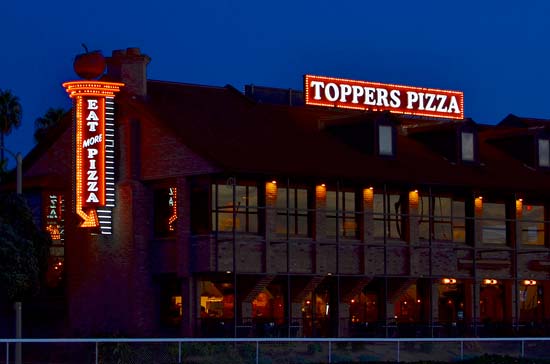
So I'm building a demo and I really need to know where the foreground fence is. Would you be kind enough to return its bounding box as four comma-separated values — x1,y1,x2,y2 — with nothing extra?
2,337,550,364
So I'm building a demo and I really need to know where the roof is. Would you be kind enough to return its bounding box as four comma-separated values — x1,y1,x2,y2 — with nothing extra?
140,80,550,194
18,79,550,198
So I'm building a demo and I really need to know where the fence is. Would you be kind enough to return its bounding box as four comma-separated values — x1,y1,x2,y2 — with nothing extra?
2,337,550,364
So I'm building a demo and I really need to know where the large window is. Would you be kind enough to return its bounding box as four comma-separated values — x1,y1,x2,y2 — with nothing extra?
276,186,310,237
520,203,545,245
327,190,358,238
373,192,405,240
481,202,506,244
154,187,178,237
452,200,466,243
211,183,258,233
418,195,453,241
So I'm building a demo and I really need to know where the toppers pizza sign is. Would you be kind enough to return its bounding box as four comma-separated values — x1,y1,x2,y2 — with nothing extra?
63,81,123,232
304,74,464,119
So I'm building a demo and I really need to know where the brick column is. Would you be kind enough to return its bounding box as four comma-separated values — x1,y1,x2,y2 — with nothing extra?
431,281,440,327
315,184,327,241
265,181,277,273
475,197,483,245
408,190,419,244
338,303,350,337
315,185,327,274
176,177,192,336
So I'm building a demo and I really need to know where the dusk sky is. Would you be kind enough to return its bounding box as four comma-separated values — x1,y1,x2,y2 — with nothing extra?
2,0,549,168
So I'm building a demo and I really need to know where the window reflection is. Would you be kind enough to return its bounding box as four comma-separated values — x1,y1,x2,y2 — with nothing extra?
520,203,545,245
211,183,258,233
481,202,506,244
327,190,358,238
276,187,309,237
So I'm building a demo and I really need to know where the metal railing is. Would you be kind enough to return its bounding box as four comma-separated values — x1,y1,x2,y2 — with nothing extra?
2,337,550,364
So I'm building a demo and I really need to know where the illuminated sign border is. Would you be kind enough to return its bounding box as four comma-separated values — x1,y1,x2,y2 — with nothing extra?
304,74,464,120
63,81,123,232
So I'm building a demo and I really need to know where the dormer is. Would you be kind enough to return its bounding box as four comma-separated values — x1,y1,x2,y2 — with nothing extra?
320,111,399,157
487,114,550,170
375,113,397,157
459,123,478,163
407,118,478,164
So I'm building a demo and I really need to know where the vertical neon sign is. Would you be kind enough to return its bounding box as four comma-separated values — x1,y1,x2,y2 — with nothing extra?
63,81,123,232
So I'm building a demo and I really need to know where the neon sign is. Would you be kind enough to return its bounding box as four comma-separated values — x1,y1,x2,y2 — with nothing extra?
168,187,177,231
304,74,464,120
63,81,123,232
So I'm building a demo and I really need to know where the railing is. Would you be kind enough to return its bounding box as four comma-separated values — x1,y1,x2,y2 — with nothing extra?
2,337,550,364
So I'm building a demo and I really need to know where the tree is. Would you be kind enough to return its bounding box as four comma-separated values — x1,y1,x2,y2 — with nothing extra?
34,107,67,143
0,193,50,301
0,90,22,170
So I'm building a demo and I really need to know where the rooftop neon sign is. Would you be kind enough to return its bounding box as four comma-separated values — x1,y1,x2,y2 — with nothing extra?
304,74,464,120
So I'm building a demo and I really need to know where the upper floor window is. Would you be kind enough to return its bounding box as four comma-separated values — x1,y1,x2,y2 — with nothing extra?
519,202,545,246
378,125,394,156
154,187,178,237
211,183,258,233
538,138,550,168
461,131,475,162
327,190,358,239
480,201,506,244
418,195,452,241
373,192,405,240
276,186,310,237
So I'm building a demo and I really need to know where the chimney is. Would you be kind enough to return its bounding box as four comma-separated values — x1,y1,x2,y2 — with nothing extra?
106,48,151,97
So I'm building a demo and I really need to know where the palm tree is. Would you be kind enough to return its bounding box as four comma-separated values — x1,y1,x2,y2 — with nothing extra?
34,107,67,142
0,90,22,169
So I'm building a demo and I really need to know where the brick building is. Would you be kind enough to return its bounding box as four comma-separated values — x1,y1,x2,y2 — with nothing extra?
16,48,550,338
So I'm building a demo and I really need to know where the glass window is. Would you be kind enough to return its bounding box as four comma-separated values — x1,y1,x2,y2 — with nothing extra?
452,200,466,243
211,183,258,233
482,202,506,244
539,139,550,167
378,125,393,156
327,190,358,238
44,193,65,289
461,132,474,161
520,203,545,245
276,187,309,237
373,192,404,240
154,187,177,236
418,195,452,241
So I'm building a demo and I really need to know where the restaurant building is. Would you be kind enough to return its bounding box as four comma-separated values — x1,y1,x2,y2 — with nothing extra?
16,48,550,338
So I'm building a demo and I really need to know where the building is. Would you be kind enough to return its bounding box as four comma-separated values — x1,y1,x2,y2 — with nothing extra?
13,47,550,338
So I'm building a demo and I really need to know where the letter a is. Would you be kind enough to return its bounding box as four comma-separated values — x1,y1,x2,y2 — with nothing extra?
86,110,99,121
86,193,99,203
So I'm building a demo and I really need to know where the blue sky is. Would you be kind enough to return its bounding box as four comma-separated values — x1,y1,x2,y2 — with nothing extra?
1,0,549,168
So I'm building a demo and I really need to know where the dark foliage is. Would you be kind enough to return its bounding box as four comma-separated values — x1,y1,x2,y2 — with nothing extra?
0,193,50,301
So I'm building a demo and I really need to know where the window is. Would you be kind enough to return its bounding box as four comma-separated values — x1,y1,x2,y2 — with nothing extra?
481,202,506,244
327,190,358,238
538,139,550,167
378,125,394,156
461,131,474,161
452,200,466,243
373,192,405,240
520,203,545,245
276,186,310,237
211,183,258,233
154,187,177,236
44,193,65,289
418,195,453,241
